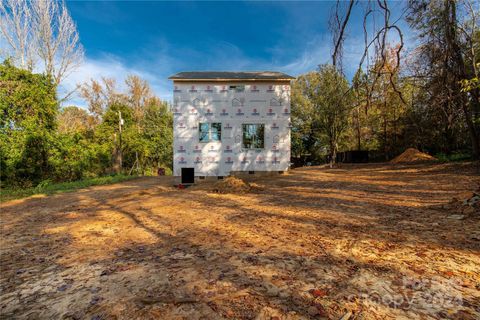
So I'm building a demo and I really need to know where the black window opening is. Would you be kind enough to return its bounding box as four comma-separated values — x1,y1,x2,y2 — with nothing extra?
199,122,222,142
181,168,195,184
229,85,245,92
242,124,265,149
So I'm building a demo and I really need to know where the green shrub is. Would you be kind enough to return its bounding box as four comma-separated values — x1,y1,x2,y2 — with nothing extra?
435,152,472,162
0,174,137,202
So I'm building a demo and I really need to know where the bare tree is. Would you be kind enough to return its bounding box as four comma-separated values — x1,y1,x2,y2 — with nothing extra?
330,0,355,71
58,106,94,133
0,0,84,89
31,0,84,86
458,0,480,92
0,0,34,70
125,75,152,128
407,0,480,158
330,0,406,103
78,77,127,121
102,77,125,106
329,0,409,160
78,79,106,121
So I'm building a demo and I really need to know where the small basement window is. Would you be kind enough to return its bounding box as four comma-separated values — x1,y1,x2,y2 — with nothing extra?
199,122,222,142
229,85,245,92
242,124,265,149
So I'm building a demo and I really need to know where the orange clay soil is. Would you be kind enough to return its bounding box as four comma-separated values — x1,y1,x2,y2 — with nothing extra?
1,163,479,320
390,148,437,163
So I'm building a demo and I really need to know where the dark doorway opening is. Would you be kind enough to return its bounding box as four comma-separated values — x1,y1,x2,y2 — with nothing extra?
181,168,195,184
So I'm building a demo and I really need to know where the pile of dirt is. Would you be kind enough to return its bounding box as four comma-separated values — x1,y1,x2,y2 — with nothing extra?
390,148,437,163
211,176,262,194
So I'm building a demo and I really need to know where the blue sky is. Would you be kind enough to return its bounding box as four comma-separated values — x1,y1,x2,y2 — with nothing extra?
64,1,410,106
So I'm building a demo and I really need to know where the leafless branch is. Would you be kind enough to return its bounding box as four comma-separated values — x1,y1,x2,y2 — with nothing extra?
32,0,84,86
0,0,84,97
331,0,355,69
0,0,35,69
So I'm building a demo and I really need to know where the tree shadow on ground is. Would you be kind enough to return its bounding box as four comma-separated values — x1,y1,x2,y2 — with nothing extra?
0,164,479,319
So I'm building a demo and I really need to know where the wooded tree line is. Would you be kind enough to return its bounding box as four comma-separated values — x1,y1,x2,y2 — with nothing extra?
0,0,172,188
291,0,479,164
0,61,173,188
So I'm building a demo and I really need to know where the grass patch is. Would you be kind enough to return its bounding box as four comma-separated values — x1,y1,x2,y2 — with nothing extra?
0,174,138,202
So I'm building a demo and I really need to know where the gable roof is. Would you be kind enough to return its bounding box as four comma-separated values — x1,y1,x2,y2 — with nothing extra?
169,71,294,81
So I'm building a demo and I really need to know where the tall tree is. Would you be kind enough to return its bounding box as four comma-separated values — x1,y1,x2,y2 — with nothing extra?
291,72,317,163
291,66,353,166
58,106,95,134
0,0,34,70
78,77,127,124
141,97,173,174
78,79,108,122
0,60,58,185
368,45,408,158
315,65,353,165
0,0,84,90
125,75,151,129
407,0,480,158
350,69,370,151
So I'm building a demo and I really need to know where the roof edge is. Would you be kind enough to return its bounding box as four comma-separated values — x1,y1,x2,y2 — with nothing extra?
168,71,295,81
169,78,294,82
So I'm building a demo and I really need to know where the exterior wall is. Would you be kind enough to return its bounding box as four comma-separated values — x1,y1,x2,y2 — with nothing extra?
172,81,291,177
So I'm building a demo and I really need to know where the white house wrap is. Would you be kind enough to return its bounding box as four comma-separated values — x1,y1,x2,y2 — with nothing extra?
169,71,294,178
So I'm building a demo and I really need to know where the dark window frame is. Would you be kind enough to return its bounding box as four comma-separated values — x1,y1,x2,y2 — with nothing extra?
199,122,222,143
229,85,245,92
242,123,265,149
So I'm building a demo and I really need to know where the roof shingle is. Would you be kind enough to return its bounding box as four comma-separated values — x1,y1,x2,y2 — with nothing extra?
169,71,294,81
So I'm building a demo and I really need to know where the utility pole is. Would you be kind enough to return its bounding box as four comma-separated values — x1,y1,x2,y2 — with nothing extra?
118,111,123,171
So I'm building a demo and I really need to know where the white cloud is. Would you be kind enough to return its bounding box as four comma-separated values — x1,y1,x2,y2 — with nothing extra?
60,32,382,110
278,38,331,76
60,38,326,109
59,54,173,108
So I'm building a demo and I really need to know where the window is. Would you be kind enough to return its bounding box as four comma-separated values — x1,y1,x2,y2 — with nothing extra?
242,124,265,149
199,122,221,142
211,123,221,141
229,85,245,92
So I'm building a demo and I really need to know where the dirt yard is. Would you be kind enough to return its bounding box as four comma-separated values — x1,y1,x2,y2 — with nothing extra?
1,163,479,319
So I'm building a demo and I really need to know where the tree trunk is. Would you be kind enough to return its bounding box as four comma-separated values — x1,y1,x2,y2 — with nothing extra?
393,103,397,153
445,0,480,159
355,107,361,150
462,99,480,159
444,123,453,155
329,141,337,168
383,108,388,160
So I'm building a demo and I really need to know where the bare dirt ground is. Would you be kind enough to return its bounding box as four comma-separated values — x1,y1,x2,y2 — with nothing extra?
1,163,479,320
